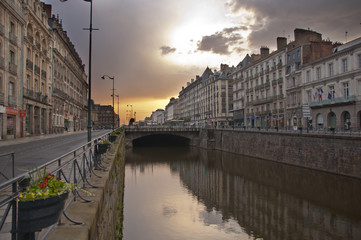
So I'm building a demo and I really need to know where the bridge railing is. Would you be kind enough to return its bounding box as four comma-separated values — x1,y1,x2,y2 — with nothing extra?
0,129,123,240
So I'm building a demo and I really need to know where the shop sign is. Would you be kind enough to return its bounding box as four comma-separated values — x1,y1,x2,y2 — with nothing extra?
19,110,26,118
6,107,18,115
0,106,5,113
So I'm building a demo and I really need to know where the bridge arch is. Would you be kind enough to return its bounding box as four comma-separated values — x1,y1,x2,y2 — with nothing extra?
124,126,201,148
132,134,191,147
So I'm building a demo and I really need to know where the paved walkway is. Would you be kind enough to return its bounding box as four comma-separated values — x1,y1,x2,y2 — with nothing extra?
0,131,87,147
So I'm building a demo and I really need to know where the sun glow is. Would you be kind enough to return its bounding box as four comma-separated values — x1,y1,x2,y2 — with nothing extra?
164,4,255,67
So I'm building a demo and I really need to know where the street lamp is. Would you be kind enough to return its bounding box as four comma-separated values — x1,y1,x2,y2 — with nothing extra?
61,0,98,141
101,75,115,130
111,94,119,127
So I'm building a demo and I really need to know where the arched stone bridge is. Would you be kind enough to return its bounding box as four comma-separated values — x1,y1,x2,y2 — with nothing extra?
124,126,201,147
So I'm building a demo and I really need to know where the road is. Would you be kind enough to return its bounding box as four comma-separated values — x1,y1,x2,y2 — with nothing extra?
0,130,110,179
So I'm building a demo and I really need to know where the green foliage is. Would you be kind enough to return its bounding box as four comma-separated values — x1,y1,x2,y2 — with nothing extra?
18,171,74,202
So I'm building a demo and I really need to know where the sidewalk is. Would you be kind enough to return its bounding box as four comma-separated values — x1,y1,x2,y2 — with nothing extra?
0,130,86,147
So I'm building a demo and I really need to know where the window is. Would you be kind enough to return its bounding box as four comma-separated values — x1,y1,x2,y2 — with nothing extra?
343,82,349,98
328,85,335,100
316,67,321,79
359,55,361,68
26,75,30,89
329,63,334,76
342,59,348,72
279,85,283,95
10,22,15,34
307,90,312,103
27,48,31,59
9,51,15,64
35,79,38,92
306,70,311,82
8,81,14,96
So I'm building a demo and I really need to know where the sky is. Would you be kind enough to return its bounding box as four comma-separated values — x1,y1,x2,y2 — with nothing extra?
43,0,361,124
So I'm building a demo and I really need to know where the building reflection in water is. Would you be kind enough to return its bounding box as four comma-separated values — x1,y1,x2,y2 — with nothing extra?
125,147,361,240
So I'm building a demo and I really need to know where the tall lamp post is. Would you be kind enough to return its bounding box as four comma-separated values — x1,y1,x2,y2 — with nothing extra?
112,94,119,127
101,75,115,130
61,0,98,141
82,0,98,142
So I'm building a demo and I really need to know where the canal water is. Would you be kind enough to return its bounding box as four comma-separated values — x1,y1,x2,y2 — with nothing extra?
123,146,361,240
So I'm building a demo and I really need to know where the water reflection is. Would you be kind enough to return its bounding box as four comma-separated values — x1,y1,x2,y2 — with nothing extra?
124,147,361,240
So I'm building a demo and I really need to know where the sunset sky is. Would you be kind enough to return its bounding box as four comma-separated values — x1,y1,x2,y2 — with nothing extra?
43,0,361,123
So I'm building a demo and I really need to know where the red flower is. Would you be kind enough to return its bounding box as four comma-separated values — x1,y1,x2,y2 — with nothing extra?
39,180,47,188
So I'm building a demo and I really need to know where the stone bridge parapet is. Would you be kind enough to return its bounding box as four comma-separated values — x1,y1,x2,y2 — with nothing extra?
124,126,201,147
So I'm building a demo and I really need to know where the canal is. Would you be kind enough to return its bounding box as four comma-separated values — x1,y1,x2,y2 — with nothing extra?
123,146,361,239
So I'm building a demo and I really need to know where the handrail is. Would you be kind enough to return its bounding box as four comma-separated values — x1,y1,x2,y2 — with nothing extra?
0,128,124,240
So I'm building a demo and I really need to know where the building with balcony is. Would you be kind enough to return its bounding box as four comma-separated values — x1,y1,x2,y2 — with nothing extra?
23,1,53,136
0,0,26,140
49,14,88,133
239,38,287,129
202,64,234,127
302,36,361,130
285,28,334,129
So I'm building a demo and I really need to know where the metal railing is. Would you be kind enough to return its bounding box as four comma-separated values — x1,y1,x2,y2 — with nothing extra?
0,130,123,240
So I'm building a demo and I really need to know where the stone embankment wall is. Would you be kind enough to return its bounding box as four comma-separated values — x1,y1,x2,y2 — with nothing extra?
47,134,125,240
199,129,361,179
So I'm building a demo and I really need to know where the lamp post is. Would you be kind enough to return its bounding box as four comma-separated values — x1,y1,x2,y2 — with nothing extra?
101,75,115,130
112,94,119,127
81,0,99,142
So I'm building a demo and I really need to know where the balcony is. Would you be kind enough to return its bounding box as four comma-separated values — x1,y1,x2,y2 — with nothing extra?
9,32,17,45
310,95,356,108
0,56,4,70
252,97,273,106
25,35,34,44
41,70,47,79
26,59,33,71
8,95,17,107
9,63,17,75
35,41,41,50
0,92,4,105
34,65,40,75
0,24,4,36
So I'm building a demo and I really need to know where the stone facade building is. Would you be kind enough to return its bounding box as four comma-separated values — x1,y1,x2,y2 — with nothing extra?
231,37,287,129
49,14,87,133
302,37,361,130
23,1,53,136
0,1,88,140
0,0,26,139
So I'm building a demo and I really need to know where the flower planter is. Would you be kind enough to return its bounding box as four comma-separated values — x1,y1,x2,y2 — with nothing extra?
109,135,117,142
97,143,110,154
18,192,69,233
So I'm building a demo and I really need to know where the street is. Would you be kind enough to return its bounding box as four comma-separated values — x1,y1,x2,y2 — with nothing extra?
0,130,110,180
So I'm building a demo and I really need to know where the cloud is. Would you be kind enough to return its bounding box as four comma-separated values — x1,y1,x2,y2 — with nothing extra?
160,46,177,56
226,0,361,50
196,26,245,55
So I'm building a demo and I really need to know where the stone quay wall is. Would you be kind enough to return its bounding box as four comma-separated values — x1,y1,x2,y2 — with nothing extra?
199,129,361,179
47,134,125,240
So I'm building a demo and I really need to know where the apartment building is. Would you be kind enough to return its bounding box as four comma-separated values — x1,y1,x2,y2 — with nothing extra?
164,97,178,122
285,28,333,129
236,38,287,129
0,0,26,140
23,1,53,136
302,37,361,130
202,64,233,127
49,14,88,133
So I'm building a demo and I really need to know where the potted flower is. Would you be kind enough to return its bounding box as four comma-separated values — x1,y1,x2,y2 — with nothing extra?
97,140,111,154
17,170,74,233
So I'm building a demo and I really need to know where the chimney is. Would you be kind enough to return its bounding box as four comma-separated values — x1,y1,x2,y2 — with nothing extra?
277,37,287,50
260,47,269,58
